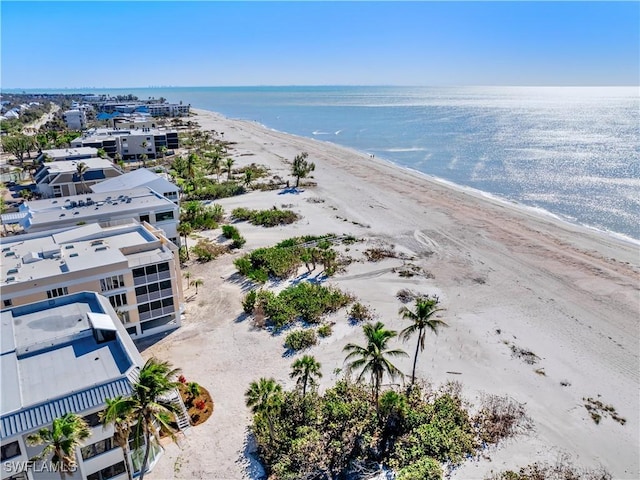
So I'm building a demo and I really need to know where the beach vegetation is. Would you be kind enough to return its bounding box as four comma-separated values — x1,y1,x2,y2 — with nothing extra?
485,460,612,480
290,151,315,188
246,375,531,480
245,283,352,330
290,355,322,397
400,296,447,387
234,235,338,282
348,302,375,323
231,206,300,227
221,224,246,249
364,246,398,262
191,239,228,262
284,329,318,352
344,322,408,404
317,323,333,338
180,201,223,230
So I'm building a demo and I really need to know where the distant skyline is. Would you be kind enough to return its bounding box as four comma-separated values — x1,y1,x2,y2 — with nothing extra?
1,1,638,89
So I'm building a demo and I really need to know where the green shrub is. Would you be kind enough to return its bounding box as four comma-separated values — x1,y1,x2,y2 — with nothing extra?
222,224,239,239
397,458,442,480
317,324,333,338
349,302,374,323
284,329,318,351
231,235,246,249
231,207,253,221
231,207,300,227
243,290,257,314
186,181,245,201
191,239,228,262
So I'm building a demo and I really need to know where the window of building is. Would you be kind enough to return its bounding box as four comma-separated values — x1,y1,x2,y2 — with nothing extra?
7,473,28,480
108,293,128,308
82,411,103,428
139,214,150,223
157,262,169,272
87,461,126,480
117,310,131,323
47,287,68,299
81,437,116,460
133,267,145,278
145,264,157,275
100,274,125,292
1,441,21,461
155,211,174,222
135,285,147,296
3,299,12,307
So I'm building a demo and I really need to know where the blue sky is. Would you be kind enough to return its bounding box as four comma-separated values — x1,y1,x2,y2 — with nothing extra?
2,1,638,88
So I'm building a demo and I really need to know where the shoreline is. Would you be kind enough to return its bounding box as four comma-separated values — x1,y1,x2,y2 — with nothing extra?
145,107,639,479
194,108,640,249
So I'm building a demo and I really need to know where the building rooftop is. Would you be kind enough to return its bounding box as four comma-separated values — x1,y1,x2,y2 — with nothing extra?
74,126,177,143
1,292,143,438
0,221,168,286
15,187,177,231
39,147,99,160
37,157,119,175
90,168,177,194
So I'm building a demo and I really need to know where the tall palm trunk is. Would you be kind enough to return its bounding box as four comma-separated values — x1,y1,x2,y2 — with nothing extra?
139,422,152,480
410,328,424,386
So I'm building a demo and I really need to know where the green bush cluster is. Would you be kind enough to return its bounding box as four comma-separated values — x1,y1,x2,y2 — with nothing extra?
234,235,339,283
232,207,300,227
349,302,374,323
244,283,353,330
185,180,245,201
317,324,333,338
284,329,318,351
248,380,524,480
181,201,224,230
191,239,228,262
222,224,247,249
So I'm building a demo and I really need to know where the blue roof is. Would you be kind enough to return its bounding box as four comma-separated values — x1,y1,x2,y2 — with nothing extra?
1,377,133,439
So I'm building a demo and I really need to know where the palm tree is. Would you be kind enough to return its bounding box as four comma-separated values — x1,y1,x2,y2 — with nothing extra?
186,153,199,183
129,358,181,480
158,146,168,162
245,378,283,445
225,157,235,181
290,355,322,397
183,271,192,287
76,162,88,194
343,322,407,403
291,151,315,188
177,222,192,258
243,169,254,188
399,296,447,387
139,141,148,165
100,396,137,480
27,413,91,480
190,278,203,294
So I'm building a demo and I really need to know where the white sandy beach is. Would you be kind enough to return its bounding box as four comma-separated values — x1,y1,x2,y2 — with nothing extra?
144,108,639,480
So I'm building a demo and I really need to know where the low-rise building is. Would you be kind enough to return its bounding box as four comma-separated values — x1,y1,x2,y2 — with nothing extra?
34,158,123,198
3,187,179,244
91,168,179,205
0,291,188,480
63,109,88,130
144,103,190,117
71,128,179,161
1,220,184,337
36,147,99,163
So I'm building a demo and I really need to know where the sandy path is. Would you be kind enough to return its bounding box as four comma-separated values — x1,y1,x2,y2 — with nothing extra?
144,109,639,480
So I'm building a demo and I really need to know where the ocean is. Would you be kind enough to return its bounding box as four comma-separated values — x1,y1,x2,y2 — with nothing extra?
18,86,640,240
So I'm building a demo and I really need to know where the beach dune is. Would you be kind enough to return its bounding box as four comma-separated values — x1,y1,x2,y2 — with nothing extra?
145,109,639,480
